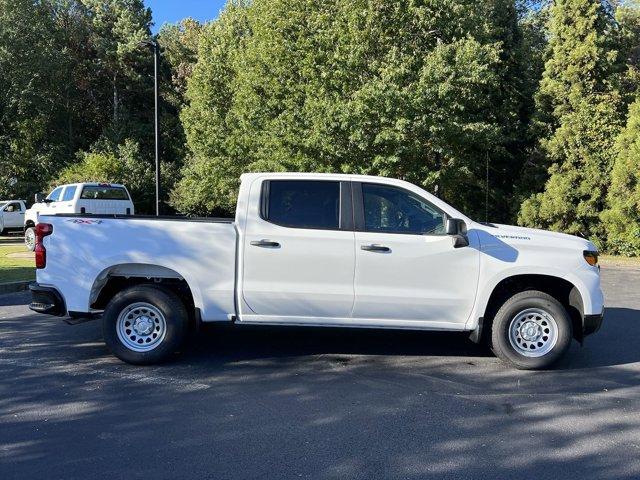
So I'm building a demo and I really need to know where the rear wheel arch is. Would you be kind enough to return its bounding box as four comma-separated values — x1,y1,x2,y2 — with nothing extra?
474,274,583,344
89,264,199,325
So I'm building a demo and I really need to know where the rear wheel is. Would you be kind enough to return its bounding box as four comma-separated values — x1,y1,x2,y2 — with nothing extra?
490,290,572,370
102,285,189,365
24,227,36,251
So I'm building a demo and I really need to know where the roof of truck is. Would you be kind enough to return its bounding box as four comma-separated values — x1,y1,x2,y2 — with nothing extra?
55,183,127,188
240,172,406,182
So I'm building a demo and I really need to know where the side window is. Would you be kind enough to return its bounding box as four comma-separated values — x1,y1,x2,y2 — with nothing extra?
263,180,340,230
361,183,446,235
9,202,22,212
62,186,77,201
47,187,63,202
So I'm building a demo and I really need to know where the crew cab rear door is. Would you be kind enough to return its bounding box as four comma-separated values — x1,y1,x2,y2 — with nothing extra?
351,181,480,327
240,179,355,321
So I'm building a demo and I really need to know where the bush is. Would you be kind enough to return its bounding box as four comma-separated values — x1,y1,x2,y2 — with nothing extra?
54,139,156,213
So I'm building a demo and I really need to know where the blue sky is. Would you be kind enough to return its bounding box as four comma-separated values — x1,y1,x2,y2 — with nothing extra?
145,0,226,32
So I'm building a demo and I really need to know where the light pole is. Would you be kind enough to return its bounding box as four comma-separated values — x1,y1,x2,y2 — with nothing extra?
140,39,161,216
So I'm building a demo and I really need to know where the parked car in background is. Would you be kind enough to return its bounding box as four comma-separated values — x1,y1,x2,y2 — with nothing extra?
28,173,604,370
0,200,27,234
24,183,134,251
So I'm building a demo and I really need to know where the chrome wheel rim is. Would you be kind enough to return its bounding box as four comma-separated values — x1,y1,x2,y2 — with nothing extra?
116,302,167,352
508,308,558,357
25,228,35,251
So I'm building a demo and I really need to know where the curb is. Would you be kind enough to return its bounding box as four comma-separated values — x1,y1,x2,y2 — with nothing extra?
0,281,32,295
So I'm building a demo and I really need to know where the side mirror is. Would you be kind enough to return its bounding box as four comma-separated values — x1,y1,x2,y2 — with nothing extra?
446,218,469,248
34,193,45,203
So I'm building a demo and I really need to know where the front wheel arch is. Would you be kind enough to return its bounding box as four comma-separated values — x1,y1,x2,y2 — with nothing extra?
473,274,583,344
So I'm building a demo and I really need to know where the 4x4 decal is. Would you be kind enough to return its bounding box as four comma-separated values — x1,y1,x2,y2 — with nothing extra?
66,219,103,225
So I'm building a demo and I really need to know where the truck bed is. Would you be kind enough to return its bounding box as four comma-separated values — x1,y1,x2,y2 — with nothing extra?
38,214,238,321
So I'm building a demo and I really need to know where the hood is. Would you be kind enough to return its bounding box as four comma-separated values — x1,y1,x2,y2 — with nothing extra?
471,222,597,252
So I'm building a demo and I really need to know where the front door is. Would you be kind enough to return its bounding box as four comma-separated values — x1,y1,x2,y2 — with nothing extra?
241,179,355,321
352,182,479,327
2,202,25,228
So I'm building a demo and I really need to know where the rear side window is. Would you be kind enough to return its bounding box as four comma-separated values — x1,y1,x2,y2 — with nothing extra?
263,180,340,229
62,186,77,201
80,186,129,200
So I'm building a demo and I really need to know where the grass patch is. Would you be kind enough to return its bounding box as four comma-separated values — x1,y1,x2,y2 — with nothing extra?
600,255,640,268
0,244,35,283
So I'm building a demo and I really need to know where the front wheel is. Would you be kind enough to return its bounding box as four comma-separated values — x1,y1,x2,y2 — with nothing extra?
490,290,573,370
25,227,36,251
102,285,189,365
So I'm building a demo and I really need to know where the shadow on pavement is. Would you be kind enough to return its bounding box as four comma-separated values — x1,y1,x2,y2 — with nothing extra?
1,298,640,479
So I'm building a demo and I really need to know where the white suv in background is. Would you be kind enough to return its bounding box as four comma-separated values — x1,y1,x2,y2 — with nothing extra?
24,183,134,250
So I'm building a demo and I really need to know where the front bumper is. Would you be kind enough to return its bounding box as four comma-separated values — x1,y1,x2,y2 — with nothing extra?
583,311,604,337
29,282,66,316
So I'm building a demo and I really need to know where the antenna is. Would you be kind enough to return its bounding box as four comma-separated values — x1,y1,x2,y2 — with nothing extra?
485,153,489,223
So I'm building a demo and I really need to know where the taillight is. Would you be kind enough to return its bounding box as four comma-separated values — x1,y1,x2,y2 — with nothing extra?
35,223,53,269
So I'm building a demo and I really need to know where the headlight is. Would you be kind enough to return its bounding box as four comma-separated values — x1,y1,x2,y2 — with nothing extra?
583,250,599,266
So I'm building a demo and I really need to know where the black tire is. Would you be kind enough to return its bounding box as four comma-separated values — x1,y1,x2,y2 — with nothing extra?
102,285,189,365
490,290,573,370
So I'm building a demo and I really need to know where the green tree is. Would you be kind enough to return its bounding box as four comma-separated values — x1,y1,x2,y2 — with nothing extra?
173,0,531,218
601,98,640,256
518,0,622,246
54,139,155,210
0,0,67,199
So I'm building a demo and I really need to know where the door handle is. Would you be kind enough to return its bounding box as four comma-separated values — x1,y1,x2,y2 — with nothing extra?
250,239,281,248
361,244,390,252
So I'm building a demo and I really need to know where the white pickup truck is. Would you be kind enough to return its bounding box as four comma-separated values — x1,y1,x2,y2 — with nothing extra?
24,182,134,251
28,173,604,369
0,200,27,234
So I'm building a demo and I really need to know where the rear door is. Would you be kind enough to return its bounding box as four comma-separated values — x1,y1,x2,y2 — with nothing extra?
241,179,355,321
352,182,480,326
59,185,77,213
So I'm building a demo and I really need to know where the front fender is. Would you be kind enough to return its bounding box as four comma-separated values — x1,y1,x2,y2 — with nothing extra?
466,265,593,331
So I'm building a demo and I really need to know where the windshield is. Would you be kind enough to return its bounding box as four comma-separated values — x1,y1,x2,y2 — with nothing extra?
0,202,7,210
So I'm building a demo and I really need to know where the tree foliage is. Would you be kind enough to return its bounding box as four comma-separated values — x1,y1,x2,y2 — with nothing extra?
518,0,624,246
601,98,640,255
172,0,534,218
54,139,155,209
0,0,186,213
2,0,640,254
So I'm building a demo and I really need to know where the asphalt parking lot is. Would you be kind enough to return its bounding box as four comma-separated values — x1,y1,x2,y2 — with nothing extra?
1,267,639,480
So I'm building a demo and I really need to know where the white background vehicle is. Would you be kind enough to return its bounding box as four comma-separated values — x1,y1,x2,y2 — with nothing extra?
0,200,27,234
24,183,134,250
28,173,604,369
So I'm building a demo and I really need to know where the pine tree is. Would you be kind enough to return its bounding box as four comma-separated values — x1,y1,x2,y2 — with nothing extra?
601,98,640,256
518,0,623,246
